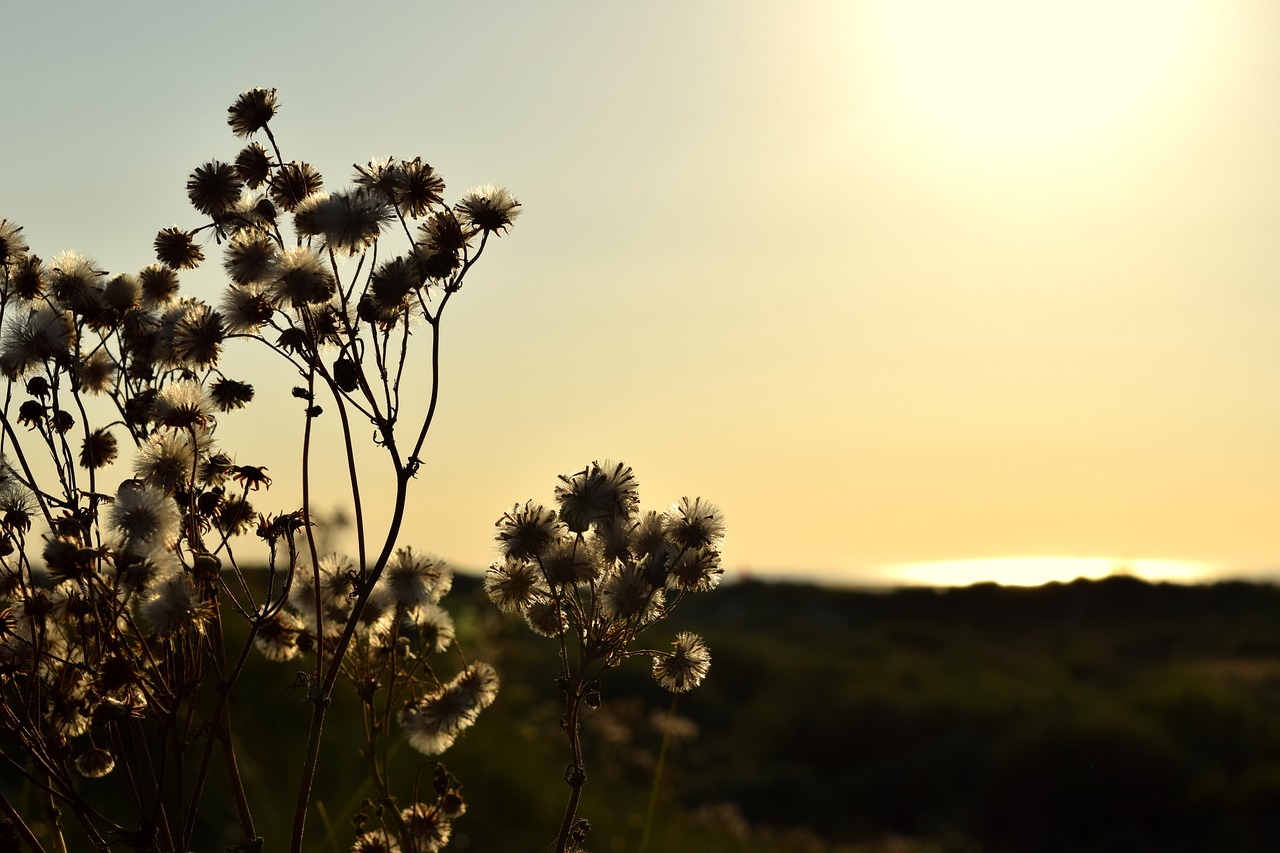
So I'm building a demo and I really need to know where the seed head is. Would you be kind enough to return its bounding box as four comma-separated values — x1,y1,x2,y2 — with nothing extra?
227,87,278,137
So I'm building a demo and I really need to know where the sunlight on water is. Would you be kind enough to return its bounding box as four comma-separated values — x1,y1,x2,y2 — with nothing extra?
890,557,1214,587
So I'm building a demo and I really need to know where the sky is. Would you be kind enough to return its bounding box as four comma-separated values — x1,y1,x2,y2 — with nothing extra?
2,1,1278,587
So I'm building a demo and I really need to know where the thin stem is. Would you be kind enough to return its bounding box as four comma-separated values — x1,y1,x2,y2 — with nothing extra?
0,789,45,853
638,695,679,853
289,468,411,853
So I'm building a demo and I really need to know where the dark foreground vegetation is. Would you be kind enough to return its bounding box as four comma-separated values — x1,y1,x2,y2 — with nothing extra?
12,574,1280,852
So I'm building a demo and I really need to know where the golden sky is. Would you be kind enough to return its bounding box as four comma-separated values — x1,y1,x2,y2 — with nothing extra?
3,1,1278,585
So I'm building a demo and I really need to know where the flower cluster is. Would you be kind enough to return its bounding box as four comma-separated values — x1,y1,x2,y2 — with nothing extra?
0,88,516,853
487,461,723,852
489,460,721,690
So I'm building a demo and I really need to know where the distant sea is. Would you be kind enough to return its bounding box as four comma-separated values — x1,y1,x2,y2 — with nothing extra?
731,557,1280,589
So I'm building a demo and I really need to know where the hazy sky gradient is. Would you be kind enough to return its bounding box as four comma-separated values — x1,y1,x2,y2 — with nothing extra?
4,1,1278,585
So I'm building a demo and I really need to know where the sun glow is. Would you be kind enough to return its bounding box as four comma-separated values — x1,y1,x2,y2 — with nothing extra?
891,557,1213,588
867,0,1201,153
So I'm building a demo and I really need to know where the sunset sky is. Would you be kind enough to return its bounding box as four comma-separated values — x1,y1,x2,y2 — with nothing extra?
3,1,1278,586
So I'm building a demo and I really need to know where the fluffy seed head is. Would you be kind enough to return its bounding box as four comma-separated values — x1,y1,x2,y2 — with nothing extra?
110,482,181,548
74,748,116,778
454,185,521,234
394,157,445,217
187,161,242,218
234,141,273,188
555,460,639,533
269,161,323,212
665,497,726,550
495,501,559,560
154,227,205,270
484,558,544,614
138,264,180,308
0,220,29,267
228,88,278,137
79,428,118,470
653,632,711,692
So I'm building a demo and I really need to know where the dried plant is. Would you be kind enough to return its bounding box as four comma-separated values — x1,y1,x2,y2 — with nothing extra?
0,88,721,853
488,461,723,852
0,88,515,853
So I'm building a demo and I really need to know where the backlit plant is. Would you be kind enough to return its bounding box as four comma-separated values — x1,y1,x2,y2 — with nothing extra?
0,89,721,853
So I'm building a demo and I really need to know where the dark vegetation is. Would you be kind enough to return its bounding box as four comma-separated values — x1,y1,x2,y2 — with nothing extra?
12,574,1280,851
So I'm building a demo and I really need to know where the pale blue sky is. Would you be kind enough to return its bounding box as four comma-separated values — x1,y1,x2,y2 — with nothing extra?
4,1,1279,585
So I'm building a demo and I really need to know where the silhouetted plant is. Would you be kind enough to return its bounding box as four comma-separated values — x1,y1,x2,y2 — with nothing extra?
0,88,520,852
488,461,724,852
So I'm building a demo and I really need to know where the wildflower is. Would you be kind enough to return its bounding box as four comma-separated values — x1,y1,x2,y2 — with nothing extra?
16,400,44,428
495,501,559,560
592,514,635,563
653,632,711,692
187,160,242,218
48,250,107,319
209,378,254,411
220,284,275,334
133,430,200,494
141,571,207,635
216,493,255,535
254,609,303,661
484,558,544,613
43,535,99,582
227,87,278,137
152,380,213,430
110,482,181,547
353,157,400,197
523,599,566,638
383,549,451,610
79,428,118,470
10,255,46,300
411,603,455,653
289,554,356,636
665,496,726,550
400,803,452,852
154,227,205,270
454,184,520,234
453,661,499,711
420,686,476,735
268,245,335,307
415,210,470,254
0,476,34,535
76,349,115,394
224,232,278,287
0,304,76,378
138,263,180,308
234,141,273,188
351,831,400,853
200,452,235,487
555,460,639,533
667,545,723,593
51,409,74,434
113,543,181,595
541,538,601,586
291,191,331,237
397,702,457,756
102,273,140,313
0,219,29,266
354,588,396,637
172,301,225,367
74,747,115,778
231,465,270,490
394,157,445,217
269,161,323,212
600,563,662,622
324,190,394,255
226,191,278,235
367,255,422,316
